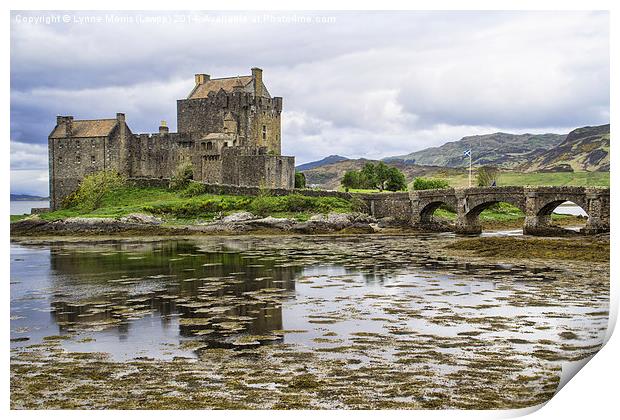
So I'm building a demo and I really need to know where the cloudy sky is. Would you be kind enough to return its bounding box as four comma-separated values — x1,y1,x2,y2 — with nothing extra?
10,10,609,195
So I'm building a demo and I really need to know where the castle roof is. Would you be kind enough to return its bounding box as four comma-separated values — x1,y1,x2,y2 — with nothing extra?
50,119,117,138
188,76,253,99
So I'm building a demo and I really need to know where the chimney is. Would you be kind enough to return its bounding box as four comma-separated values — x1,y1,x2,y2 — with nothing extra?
159,120,169,135
251,67,263,97
57,116,74,137
116,112,126,123
195,74,210,85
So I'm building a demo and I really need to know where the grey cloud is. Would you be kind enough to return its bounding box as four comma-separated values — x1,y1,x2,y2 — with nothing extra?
10,10,609,192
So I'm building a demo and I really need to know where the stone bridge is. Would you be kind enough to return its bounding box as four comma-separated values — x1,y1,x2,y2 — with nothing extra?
362,186,610,235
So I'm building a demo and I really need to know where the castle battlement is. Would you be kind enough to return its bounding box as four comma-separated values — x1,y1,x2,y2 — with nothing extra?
47,68,295,209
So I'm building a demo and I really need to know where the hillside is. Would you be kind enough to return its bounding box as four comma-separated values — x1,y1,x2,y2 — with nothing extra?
303,159,464,190
517,124,610,172
384,132,566,168
10,194,49,201
296,155,349,171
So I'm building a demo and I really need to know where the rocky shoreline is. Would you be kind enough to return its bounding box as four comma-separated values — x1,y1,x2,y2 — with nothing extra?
10,212,408,237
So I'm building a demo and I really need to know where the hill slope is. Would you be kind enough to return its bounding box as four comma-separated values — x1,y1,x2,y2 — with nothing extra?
303,159,464,190
518,124,610,172
384,133,566,168
296,155,349,171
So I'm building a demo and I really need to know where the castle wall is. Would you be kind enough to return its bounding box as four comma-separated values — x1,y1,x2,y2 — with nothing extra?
49,127,128,209
221,147,294,189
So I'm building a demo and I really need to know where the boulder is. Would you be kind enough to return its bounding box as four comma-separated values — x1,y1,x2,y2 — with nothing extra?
119,213,163,225
221,212,257,223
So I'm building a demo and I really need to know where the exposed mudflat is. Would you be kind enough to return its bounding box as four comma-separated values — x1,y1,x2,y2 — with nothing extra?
10,234,609,409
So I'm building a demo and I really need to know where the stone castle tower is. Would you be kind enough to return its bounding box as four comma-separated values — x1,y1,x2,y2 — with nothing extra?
48,68,295,209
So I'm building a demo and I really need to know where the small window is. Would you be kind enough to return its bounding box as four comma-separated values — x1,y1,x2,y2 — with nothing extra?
91,155,96,165
223,142,228,148
207,142,212,150
58,157,63,164
76,155,81,164
262,125,267,140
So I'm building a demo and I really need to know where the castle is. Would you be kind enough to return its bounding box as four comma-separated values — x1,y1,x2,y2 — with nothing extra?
48,67,295,209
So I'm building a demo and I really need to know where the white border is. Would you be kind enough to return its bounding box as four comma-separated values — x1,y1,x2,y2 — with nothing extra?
4,1,617,419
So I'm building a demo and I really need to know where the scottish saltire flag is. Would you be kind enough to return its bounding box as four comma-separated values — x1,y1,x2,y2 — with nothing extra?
464,149,471,157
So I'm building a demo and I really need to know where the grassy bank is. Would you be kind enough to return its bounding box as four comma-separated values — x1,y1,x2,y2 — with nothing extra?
11,182,586,231
16,186,354,224
414,171,609,189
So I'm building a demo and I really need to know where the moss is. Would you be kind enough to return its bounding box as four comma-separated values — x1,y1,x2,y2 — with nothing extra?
445,237,608,262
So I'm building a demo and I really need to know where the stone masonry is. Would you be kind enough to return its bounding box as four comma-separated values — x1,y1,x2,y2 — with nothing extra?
48,68,295,209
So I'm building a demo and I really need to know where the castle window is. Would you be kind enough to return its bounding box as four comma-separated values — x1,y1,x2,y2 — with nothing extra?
76,155,81,164
201,142,206,150
58,157,63,164
262,125,267,140
223,142,228,148
207,142,213,150
91,155,96,165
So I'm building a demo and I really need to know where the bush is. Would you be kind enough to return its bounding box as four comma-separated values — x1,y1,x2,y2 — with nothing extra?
181,182,207,198
341,162,407,191
170,162,194,190
412,177,450,190
295,172,307,189
62,170,126,211
144,195,252,218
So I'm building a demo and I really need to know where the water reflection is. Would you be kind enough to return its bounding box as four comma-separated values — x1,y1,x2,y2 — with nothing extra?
10,236,608,365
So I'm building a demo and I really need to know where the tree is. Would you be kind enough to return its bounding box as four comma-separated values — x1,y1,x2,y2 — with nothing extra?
477,166,499,187
360,163,379,190
341,170,362,191
62,170,126,211
341,163,407,191
385,167,407,191
295,171,306,189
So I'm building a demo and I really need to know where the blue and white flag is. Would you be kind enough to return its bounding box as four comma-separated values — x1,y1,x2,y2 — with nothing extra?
463,149,471,158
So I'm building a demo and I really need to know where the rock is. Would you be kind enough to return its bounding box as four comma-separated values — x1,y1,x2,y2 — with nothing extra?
246,216,294,230
221,211,256,223
119,213,163,225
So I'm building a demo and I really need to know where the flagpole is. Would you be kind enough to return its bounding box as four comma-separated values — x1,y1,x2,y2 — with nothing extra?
468,151,472,187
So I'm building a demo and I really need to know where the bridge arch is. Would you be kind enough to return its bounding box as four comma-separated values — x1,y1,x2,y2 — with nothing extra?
419,200,455,223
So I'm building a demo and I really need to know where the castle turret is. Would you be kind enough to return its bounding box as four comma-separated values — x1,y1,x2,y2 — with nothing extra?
159,120,169,135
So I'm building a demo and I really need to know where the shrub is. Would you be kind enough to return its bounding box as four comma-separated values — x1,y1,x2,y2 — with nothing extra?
62,170,126,211
295,172,307,189
181,182,207,197
169,162,194,190
412,177,450,190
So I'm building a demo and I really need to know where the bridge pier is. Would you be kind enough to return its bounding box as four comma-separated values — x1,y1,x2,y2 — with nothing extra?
582,188,610,234
453,192,482,234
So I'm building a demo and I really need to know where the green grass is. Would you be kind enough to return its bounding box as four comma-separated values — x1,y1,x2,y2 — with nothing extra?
409,171,609,189
21,186,354,223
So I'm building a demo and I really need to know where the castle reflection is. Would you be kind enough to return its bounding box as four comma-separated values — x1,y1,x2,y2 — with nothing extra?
48,240,302,346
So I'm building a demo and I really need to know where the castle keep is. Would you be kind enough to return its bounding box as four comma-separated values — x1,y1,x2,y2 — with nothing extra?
48,67,295,209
